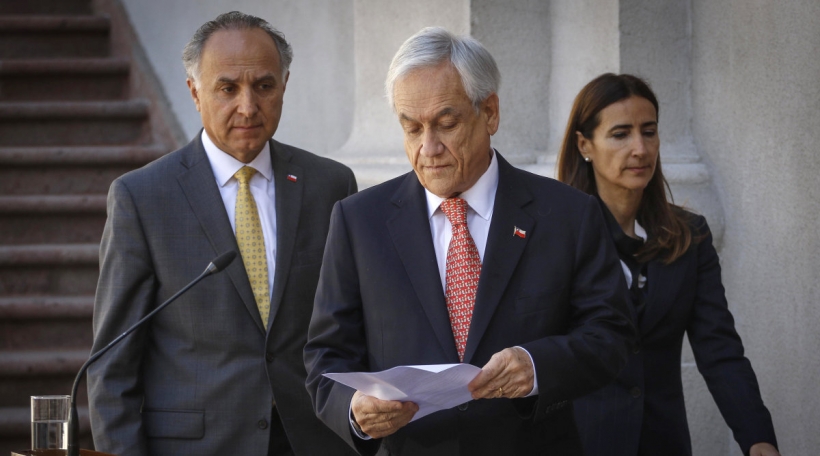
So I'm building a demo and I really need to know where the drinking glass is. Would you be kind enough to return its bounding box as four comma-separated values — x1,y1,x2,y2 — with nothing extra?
30,395,70,450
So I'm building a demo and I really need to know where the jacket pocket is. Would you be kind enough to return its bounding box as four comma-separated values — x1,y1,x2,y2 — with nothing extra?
143,409,205,439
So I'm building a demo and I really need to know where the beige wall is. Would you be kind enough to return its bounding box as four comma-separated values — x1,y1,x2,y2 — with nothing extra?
691,1,820,454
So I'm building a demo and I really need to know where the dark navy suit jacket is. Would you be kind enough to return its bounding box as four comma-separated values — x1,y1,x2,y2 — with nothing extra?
573,209,777,456
305,153,636,456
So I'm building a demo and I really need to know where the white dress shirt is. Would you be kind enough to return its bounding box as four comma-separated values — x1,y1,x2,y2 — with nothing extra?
201,130,277,299
425,150,538,396
620,221,647,289
425,150,499,291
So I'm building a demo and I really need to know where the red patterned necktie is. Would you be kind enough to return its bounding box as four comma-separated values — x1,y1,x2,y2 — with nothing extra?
440,197,482,362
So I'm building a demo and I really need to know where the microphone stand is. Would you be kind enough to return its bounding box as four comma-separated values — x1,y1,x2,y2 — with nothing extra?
66,251,236,456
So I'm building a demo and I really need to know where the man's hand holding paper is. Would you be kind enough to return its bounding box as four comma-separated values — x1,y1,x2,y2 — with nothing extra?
468,346,535,400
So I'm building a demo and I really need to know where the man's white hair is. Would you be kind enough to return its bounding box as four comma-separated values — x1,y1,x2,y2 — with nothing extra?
385,27,501,111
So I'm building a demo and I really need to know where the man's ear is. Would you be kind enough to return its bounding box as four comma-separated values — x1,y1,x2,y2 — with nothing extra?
483,93,500,136
187,78,201,112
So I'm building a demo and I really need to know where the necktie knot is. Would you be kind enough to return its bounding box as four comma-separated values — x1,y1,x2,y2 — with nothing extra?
234,166,257,185
440,197,468,227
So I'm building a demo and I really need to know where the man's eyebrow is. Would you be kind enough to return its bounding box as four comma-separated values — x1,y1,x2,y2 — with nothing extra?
399,113,416,123
399,107,460,123
254,74,277,85
435,107,459,119
214,74,278,85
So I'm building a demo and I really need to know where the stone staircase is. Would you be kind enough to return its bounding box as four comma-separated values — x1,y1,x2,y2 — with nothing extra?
0,0,182,452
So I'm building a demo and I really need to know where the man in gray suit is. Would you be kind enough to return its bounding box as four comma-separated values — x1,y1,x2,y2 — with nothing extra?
88,12,357,456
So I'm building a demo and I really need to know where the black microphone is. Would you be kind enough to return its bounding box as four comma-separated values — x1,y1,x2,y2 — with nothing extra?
67,251,237,456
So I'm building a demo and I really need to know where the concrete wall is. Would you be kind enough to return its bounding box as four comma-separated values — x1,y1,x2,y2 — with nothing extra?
471,0,551,164
118,0,354,154
691,1,820,454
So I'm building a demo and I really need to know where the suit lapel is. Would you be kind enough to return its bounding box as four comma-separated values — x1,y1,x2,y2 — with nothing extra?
640,258,687,335
463,156,534,364
176,135,265,332
385,174,459,362
268,140,303,331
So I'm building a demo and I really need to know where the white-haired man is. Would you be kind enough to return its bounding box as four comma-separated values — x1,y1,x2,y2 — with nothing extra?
305,27,635,455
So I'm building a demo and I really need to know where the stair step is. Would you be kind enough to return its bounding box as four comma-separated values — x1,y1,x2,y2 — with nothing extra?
0,353,91,416
0,296,94,319
0,144,166,165
0,244,98,266
0,195,106,213
0,405,90,440
0,57,127,74
0,15,109,32
0,0,92,16
0,57,129,101
0,99,148,118
0,375,88,407
0,15,110,59
0,197,106,244
0,297,94,349
0,244,99,295
0,351,91,406
0,100,150,146
0,215,104,245
0,164,135,195
0,350,88,377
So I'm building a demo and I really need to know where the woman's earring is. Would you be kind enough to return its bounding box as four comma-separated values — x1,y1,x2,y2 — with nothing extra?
583,156,591,162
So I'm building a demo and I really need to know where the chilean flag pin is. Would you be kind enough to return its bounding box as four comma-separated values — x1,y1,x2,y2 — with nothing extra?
287,174,298,182
513,226,527,238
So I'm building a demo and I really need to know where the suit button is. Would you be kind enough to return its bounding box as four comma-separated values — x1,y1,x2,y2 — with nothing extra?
458,403,469,411
633,346,641,354
630,387,641,398
266,352,274,362
258,419,268,429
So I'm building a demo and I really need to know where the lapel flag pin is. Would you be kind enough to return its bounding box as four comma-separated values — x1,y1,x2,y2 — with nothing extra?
513,226,527,239
287,174,298,182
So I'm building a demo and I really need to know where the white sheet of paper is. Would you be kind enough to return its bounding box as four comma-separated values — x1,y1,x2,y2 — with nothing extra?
323,363,482,421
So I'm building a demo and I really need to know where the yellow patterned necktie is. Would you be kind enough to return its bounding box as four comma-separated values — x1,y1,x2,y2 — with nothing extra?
234,166,270,325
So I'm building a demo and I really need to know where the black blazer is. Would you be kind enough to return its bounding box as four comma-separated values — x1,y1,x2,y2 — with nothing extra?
573,207,777,456
88,136,358,456
304,153,635,456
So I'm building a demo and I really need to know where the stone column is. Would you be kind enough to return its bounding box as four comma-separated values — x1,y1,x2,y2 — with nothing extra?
545,0,620,165
471,0,551,165
619,0,723,245
333,0,470,187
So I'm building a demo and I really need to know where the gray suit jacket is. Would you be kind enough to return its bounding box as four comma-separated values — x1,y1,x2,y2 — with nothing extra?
88,135,357,455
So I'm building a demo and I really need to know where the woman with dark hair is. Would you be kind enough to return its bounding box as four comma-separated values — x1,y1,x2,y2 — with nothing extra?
557,73,779,456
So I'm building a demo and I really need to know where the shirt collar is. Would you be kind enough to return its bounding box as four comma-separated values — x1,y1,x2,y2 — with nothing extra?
425,148,499,221
634,219,647,242
201,129,273,187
